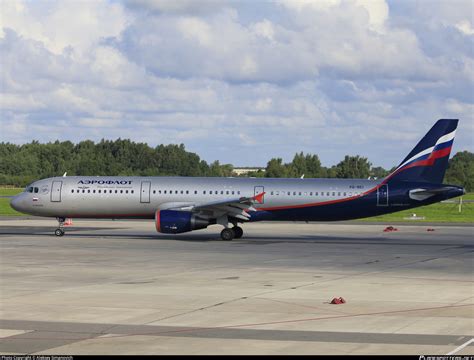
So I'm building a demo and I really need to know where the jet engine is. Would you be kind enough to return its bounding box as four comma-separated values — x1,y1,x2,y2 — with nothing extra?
155,210,210,234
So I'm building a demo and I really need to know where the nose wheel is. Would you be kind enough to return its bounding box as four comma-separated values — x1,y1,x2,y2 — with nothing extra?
55,217,66,236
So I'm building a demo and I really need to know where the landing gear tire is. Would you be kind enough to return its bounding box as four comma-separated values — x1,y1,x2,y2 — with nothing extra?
55,217,66,237
233,226,243,239
220,228,235,241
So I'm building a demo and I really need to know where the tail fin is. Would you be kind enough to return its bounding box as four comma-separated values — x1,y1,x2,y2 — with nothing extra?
385,119,458,184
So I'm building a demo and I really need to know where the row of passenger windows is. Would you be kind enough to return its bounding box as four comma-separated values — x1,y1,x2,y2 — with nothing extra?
72,189,134,194
71,189,242,195
269,191,359,197
152,190,241,195
70,188,358,197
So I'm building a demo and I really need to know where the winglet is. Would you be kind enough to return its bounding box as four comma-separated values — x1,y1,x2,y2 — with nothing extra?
252,192,266,204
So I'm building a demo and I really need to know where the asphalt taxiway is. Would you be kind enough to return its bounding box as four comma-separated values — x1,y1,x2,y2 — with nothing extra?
0,219,472,355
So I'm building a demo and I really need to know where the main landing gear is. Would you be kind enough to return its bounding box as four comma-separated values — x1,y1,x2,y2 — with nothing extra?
55,217,66,236
220,225,243,241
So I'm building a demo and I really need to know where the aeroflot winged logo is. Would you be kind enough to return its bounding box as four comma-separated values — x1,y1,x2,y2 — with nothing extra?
78,180,132,185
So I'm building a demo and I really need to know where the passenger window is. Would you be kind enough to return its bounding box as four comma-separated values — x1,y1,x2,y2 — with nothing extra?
120,190,123,194
181,190,183,194
326,192,330,196
338,192,341,196
93,190,96,193
299,192,302,196
164,190,167,194
83,190,86,193
271,191,274,195
109,190,112,194
71,189,74,193
153,190,156,194
232,191,235,195
175,190,178,194
237,191,240,195
203,191,206,194
221,190,224,195
186,190,189,194
194,190,197,194
158,190,161,194
315,192,318,196
226,191,229,195
275,191,279,195
98,190,101,194
287,192,290,195
126,190,129,194
210,191,213,195
114,190,117,193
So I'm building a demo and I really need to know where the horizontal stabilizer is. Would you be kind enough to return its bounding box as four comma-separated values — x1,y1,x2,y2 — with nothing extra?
409,186,460,201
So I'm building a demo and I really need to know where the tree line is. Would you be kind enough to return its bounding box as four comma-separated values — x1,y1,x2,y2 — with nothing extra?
0,140,472,191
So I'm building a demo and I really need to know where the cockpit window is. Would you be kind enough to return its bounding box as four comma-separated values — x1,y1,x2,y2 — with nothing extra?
27,187,33,193
34,187,39,193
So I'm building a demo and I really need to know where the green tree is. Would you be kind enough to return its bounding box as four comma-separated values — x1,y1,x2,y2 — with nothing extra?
287,152,323,178
335,155,372,179
265,158,288,178
370,166,389,179
445,151,474,192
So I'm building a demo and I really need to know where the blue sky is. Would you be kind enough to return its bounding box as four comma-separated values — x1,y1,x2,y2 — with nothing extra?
1,0,473,168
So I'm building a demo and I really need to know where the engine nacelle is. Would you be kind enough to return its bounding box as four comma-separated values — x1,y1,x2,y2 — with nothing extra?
155,210,210,234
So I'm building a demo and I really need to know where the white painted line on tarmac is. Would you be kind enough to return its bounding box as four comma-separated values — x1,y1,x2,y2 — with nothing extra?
447,338,474,355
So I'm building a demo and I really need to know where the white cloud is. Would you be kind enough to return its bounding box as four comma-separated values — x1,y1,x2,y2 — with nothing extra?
456,20,474,35
0,0,472,169
0,0,129,54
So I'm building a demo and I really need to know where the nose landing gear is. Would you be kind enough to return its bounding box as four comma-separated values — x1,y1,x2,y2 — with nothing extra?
55,217,66,236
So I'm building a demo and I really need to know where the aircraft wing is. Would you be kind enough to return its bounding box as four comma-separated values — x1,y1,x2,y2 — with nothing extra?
167,192,265,221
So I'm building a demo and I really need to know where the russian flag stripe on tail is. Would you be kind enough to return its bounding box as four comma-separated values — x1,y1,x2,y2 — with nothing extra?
384,119,458,184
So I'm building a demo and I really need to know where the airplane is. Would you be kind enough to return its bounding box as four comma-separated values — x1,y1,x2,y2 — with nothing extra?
10,119,465,240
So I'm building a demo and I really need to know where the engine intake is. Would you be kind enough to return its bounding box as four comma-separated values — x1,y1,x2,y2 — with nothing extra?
155,210,210,234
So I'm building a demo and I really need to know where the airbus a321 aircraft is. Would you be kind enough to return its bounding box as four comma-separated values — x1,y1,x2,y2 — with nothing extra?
11,119,464,240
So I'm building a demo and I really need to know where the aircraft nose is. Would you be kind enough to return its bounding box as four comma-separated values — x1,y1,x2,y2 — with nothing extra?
10,195,24,212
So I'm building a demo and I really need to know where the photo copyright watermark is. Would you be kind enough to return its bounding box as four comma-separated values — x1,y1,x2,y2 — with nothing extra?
420,356,474,360
1,356,73,360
